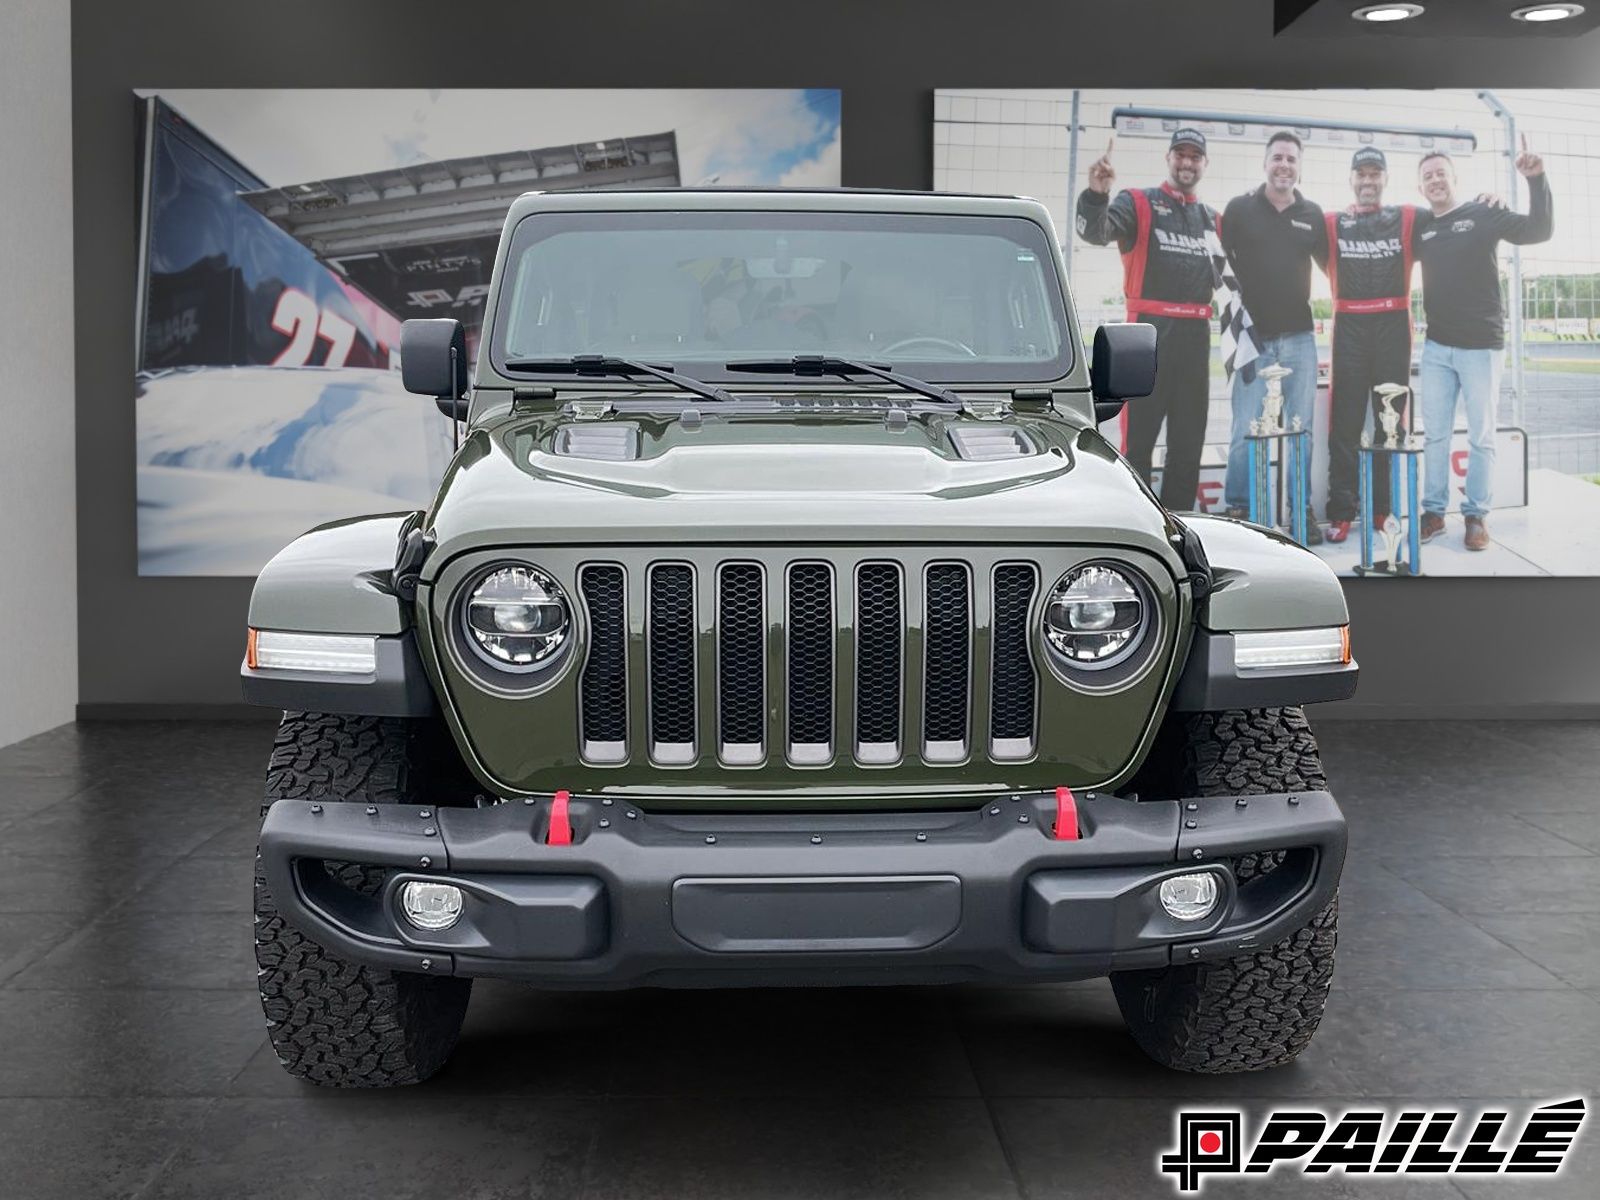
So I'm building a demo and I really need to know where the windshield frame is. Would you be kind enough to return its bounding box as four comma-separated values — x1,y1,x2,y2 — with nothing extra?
485,208,1076,388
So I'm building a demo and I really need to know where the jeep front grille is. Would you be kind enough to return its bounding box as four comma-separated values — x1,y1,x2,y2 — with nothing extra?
577,565,628,764
647,563,697,764
577,555,1042,769
785,563,834,763
716,563,766,764
854,563,904,763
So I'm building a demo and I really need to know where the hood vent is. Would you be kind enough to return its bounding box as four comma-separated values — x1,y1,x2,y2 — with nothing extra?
948,425,1036,462
553,423,641,461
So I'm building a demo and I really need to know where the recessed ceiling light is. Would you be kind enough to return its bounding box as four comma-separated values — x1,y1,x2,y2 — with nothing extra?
1511,3,1585,20
1351,3,1426,21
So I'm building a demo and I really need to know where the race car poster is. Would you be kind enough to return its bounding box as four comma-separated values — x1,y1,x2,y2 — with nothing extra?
134,88,843,575
935,89,1600,577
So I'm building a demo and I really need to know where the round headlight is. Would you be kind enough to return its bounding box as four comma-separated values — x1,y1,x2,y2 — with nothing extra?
1044,564,1147,669
460,564,570,671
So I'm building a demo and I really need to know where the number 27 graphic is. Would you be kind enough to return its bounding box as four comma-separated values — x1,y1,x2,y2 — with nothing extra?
270,288,357,368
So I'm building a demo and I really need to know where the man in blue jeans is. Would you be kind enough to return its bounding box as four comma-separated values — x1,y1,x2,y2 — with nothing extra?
1415,139,1552,550
1219,131,1328,543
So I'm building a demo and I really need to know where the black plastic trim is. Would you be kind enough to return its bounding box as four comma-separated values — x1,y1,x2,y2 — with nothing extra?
256,787,1345,988
240,632,436,717
1171,630,1359,711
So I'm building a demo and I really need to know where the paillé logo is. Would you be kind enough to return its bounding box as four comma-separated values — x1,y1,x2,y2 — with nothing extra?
1159,1098,1585,1193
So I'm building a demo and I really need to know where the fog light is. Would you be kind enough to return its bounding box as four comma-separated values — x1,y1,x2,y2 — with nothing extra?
1158,873,1220,922
400,881,464,930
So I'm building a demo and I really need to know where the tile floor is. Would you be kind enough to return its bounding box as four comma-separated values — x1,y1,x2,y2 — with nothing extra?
0,718,1595,1198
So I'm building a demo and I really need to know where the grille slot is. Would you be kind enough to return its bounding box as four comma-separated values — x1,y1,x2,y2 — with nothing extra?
990,563,1039,760
577,565,627,763
855,563,903,764
648,563,697,764
717,563,766,765
923,563,971,762
786,564,834,764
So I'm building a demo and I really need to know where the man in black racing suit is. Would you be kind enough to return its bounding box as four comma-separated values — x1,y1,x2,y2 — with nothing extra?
1322,147,1420,543
1076,127,1217,512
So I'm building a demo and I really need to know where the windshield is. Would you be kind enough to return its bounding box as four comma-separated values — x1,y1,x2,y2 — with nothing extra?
490,210,1072,384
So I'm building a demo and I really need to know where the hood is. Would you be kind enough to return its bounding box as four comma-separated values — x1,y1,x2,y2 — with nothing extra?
422,403,1181,576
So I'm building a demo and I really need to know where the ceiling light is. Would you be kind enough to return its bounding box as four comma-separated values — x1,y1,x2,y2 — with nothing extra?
1351,3,1426,20
1511,3,1585,20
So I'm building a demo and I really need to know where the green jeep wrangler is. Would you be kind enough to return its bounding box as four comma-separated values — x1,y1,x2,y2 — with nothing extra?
243,189,1356,1087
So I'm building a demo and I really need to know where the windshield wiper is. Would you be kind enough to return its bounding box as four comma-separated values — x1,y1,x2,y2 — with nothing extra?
725,355,961,406
502,355,735,404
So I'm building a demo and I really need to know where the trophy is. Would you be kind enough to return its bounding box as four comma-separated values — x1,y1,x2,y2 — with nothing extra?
1258,364,1290,433
1375,383,1407,448
1355,382,1424,577
1245,365,1312,546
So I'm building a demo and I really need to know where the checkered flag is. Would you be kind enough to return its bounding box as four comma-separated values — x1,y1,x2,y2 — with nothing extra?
1208,227,1258,385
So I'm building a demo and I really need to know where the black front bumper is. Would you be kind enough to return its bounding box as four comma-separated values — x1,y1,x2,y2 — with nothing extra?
257,790,1345,988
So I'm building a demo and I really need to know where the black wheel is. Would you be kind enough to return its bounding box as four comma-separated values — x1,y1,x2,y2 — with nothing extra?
254,712,475,1087
1111,707,1338,1073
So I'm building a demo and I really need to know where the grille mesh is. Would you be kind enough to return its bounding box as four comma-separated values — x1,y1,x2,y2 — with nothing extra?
787,564,834,748
718,564,765,748
990,565,1038,744
923,564,971,745
648,564,696,748
855,564,903,747
578,566,627,745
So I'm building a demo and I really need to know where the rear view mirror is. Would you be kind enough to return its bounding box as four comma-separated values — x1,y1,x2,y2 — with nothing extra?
1091,322,1159,422
401,319,469,419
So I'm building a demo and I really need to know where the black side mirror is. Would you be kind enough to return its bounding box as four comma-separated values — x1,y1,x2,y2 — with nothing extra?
1090,322,1159,422
401,318,469,419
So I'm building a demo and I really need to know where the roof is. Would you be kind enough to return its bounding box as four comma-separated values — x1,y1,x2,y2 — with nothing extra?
503,187,1054,222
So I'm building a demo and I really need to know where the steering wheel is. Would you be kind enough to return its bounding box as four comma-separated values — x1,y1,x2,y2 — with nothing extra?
878,335,979,358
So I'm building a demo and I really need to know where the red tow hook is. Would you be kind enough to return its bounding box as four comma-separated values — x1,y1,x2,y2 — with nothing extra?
1053,787,1079,841
546,789,573,846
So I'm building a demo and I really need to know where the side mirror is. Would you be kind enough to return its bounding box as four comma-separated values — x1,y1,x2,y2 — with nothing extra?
401,318,469,419
1090,322,1159,422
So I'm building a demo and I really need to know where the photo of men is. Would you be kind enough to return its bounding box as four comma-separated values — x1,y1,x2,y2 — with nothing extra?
1074,128,1217,511
1415,139,1553,551
1218,130,1326,542
934,88,1593,577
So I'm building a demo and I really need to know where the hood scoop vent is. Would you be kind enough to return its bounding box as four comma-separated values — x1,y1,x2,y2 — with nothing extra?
948,425,1037,462
552,423,641,462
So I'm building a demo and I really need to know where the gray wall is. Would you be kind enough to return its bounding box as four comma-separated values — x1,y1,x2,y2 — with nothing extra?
2,0,77,747
72,0,1600,718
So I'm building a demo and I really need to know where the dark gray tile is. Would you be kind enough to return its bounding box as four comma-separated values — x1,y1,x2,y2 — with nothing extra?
1322,855,1454,916
0,1098,210,1200
1516,812,1600,854
1320,989,1600,1098
1333,910,1568,991
0,912,92,986
1392,857,1600,915
1348,810,1590,859
13,911,254,991
0,788,236,858
991,1097,1467,1199
0,774,96,827
130,855,255,913
580,1098,1017,1200
143,1096,592,1200
0,851,178,914
0,989,263,1096
602,986,980,1098
954,984,1363,1099
1465,913,1600,990
189,817,265,859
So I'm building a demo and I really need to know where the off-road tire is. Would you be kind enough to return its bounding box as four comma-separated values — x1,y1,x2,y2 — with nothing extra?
1110,707,1338,1073
254,712,473,1087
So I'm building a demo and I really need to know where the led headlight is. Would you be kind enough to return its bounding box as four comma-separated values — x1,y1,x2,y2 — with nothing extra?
459,564,571,671
1044,564,1148,669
